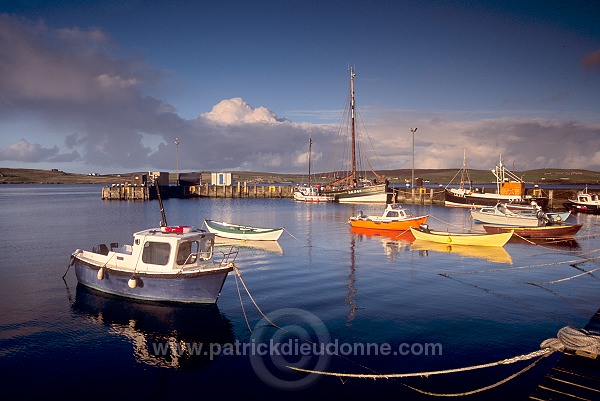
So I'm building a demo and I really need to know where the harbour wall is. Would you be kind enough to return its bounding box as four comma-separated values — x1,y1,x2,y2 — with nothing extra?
101,184,581,211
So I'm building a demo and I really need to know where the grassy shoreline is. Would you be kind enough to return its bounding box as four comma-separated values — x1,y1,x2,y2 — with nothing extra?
1,167,599,186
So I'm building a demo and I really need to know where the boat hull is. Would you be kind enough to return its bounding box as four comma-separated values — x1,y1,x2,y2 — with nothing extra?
293,193,334,202
327,184,393,204
349,215,428,231
563,201,600,214
444,189,548,210
470,209,541,227
73,257,232,303
410,227,513,246
204,220,283,241
482,224,583,239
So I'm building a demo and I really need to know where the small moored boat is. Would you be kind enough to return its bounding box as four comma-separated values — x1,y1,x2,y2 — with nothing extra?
203,219,284,241
470,203,567,227
70,180,237,304
482,224,583,239
348,203,429,231
410,224,513,247
563,189,600,214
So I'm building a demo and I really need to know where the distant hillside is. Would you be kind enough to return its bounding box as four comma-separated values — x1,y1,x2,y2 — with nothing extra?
1,167,599,185
0,168,130,184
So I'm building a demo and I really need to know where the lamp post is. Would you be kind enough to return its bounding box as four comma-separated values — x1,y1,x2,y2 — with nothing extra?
175,137,180,186
410,128,417,189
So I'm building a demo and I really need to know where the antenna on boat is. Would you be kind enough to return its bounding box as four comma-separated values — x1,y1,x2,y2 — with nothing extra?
154,177,168,227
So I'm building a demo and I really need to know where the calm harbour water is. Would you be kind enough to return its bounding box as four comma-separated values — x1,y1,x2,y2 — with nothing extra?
1,184,599,400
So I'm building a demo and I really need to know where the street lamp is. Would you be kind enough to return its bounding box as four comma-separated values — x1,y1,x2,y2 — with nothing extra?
175,137,180,186
410,128,417,189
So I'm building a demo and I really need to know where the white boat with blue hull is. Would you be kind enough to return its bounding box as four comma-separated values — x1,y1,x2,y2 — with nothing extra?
71,227,237,303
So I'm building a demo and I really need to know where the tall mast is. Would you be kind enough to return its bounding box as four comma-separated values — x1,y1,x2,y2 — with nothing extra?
350,67,357,187
308,136,312,187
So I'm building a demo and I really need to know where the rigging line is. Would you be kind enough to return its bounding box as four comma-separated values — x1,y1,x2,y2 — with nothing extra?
444,169,463,189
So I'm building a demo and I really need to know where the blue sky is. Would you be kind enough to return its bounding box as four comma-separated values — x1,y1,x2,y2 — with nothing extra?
1,0,599,175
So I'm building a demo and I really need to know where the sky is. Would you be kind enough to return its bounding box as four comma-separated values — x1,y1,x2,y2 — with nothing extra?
0,0,599,175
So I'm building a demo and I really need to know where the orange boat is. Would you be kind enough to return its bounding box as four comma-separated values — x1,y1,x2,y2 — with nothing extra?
348,203,429,231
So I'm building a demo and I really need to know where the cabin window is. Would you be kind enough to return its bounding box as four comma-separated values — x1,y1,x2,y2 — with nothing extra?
142,241,171,265
177,241,199,265
386,211,399,218
198,238,214,260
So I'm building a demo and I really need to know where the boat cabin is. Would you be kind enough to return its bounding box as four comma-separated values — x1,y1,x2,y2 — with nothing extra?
382,203,411,219
578,193,599,203
90,228,216,273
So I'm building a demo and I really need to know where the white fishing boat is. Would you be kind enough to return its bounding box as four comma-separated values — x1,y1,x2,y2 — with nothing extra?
471,203,549,227
293,136,334,203
321,67,393,204
203,219,284,241
70,182,237,304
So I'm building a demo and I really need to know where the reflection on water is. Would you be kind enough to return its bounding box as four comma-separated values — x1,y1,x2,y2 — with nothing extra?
71,285,235,369
214,237,284,255
350,226,414,259
410,241,514,264
507,236,581,250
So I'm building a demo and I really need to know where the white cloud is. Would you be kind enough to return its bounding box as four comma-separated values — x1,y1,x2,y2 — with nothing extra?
201,98,279,125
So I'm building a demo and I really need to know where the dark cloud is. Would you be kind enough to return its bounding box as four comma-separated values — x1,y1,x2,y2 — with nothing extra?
0,14,598,174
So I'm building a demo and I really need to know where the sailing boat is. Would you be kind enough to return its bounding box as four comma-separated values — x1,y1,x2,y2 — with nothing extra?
293,136,334,202
322,67,393,204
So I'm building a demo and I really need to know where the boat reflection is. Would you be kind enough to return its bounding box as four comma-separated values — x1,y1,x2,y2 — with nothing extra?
410,241,513,265
214,237,283,255
350,226,415,242
507,236,581,250
71,284,235,369
350,226,415,256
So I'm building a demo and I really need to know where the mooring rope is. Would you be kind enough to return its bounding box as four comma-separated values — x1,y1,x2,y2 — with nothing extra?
441,255,600,277
282,227,303,243
233,266,280,331
232,264,600,396
287,326,600,396
233,272,252,332
288,348,554,380
427,214,471,231
528,267,600,285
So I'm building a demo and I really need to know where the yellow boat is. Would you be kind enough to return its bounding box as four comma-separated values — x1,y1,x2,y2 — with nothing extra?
410,225,513,247
348,203,429,231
